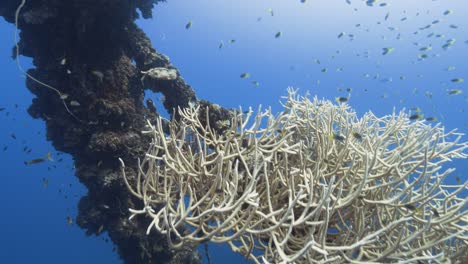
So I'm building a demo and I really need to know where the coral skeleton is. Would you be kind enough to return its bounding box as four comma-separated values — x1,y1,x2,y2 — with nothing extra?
120,88,468,263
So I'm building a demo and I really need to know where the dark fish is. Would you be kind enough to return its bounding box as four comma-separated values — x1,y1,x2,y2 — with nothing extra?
382,47,395,55
352,132,363,141
409,114,424,120
146,99,157,113
67,216,73,226
366,0,377,6
275,31,282,38
0,107,5,112
329,133,345,142
42,178,49,188
240,73,250,78
432,209,440,217
403,204,420,212
425,117,437,122
335,97,348,103
448,89,462,95
10,133,16,140
185,21,192,29
24,158,46,165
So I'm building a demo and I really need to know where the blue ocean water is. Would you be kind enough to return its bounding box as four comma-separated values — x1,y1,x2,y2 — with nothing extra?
0,0,466,263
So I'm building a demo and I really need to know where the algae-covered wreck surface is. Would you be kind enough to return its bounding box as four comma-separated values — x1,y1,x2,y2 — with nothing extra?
0,0,230,263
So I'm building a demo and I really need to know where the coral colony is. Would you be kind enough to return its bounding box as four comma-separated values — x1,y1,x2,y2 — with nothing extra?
121,89,468,263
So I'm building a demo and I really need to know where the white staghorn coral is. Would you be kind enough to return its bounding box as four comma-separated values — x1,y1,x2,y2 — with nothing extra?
120,88,468,263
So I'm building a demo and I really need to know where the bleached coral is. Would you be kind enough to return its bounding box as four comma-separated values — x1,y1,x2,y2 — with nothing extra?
120,88,468,263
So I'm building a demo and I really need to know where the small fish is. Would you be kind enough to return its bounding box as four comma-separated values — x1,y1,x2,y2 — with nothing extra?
67,216,73,226
451,78,464,83
240,73,250,79
446,66,456,71
91,70,104,82
228,39,236,44
337,32,345,38
455,176,461,184
11,133,16,140
346,88,352,92
351,132,363,141
403,204,419,212
329,133,345,142
24,158,46,165
70,100,81,107
382,47,395,55
46,151,54,162
335,97,348,103
366,0,377,7
0,107,5,112
425,117,437,122
267,8,274,16
42,178,49,188
146,99,157,113
409,114,424,120
442,39,456,50
321,68,328,73
448,89,462,95
449,24,458,29
419,46,432,51
431,209,440,217
275,31,282,38
185,21,192,29
251,81,260,87
218,41,224,49
443,10,452,16
384,13,389,20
